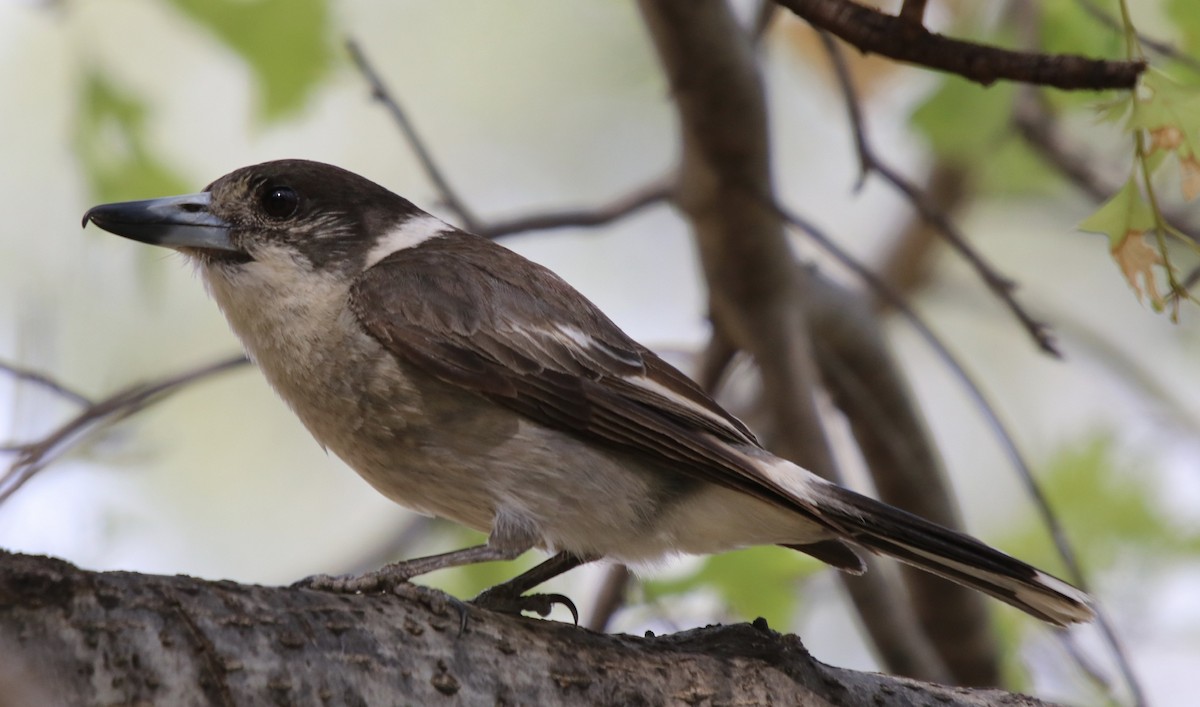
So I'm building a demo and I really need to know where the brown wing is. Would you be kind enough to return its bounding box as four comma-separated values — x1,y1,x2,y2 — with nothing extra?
347,234,827,513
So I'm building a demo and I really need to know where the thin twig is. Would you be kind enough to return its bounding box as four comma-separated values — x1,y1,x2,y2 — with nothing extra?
819,32,1060,357
0,355,248,506
585,564,632,632
776,0,1144,89
345,38,482,232
480,177,674,239
776,202,1142,707
899,0,928,26
0,359,93,407
1012,89,1109,201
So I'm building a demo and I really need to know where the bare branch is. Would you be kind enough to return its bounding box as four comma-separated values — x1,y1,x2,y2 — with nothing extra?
585,564,632,632
776,0,1145,89
0,359,92,407
899,0,928,26
0,355,248,506
776,202,1140,706
819,33,1060,357
480,176,674,239
345,38,482,232
638,0,953,683
1011,89,1110,201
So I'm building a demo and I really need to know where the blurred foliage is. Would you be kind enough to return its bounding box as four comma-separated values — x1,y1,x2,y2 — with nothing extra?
1083,68,1200,314
991,435,1197,696
76,0,334,203
73,72,190,203
1165,0,1200,55
421,527,542,597
1003,435,1200,577
642,546,823,627
911,0,1200,318
910,76,1061,195
169,0,333,121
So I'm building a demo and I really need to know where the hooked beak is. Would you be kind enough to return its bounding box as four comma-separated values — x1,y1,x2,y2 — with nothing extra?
82,193,239,253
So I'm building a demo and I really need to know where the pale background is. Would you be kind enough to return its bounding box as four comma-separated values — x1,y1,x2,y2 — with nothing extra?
1,1,1197,704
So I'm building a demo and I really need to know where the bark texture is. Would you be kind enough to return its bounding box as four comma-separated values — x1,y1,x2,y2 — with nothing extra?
0,551,1058,706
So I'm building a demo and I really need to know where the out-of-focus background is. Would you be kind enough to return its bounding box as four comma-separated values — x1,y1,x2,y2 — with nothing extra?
1,1,1197,704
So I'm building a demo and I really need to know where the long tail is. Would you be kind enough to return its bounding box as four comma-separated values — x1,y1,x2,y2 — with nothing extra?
810,482,1094,627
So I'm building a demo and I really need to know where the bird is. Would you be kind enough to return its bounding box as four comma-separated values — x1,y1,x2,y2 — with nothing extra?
83,159,1094,626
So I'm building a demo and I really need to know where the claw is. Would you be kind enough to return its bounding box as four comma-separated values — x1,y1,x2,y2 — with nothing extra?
444,595,471,636
472,589,580,624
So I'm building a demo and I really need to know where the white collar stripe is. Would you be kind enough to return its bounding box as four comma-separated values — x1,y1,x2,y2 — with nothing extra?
365,215,452,268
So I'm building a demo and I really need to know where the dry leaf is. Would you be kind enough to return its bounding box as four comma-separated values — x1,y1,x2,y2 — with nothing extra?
1181,153,1200,201
1112,230,1166,308
1150,125,1184,152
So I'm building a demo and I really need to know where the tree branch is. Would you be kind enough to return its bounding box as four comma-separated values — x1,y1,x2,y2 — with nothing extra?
636,0,954,683
777,203,1142,704
820,32,1061,357
775,0,1145,89
0,355,248,506
345,38,482,232
0,551,1058,706
0,359,92,408
480,176,674,239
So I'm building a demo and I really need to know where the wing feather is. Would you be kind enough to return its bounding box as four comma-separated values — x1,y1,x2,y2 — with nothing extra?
348,234,819,515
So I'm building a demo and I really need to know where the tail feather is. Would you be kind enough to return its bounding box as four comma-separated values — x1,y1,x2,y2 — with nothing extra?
814,484,1094,627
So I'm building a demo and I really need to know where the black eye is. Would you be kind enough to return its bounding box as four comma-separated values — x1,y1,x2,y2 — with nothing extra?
260,185,299,219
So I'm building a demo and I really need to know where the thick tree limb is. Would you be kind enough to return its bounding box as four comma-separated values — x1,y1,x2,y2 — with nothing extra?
797,270,1001,687
636,0,954,683
775,0,1144,89
0,551,1056,706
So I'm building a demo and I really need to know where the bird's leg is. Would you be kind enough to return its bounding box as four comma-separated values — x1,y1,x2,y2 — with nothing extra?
294,543,523,594
473,551,592,623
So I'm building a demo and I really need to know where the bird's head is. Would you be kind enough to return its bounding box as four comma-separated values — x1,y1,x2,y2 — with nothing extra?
83,159,431,277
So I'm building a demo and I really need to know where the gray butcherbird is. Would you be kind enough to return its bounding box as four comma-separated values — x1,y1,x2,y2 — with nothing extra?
84,159,1093,626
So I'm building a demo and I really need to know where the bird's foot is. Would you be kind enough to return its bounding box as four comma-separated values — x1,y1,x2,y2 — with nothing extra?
472,586,580,625
295,570,473,633
292,564,416,594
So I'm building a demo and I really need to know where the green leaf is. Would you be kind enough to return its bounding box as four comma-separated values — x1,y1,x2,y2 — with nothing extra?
73,72,190,202
169,0,333,121
1166,0,1200,58
1078,178,1156,248
980,136,1062,195
1038,0,1127,111
643,547,820,626
1001,436,1200,574
1039,0,1124,60
1093,93,1134,126
911,76,1014,162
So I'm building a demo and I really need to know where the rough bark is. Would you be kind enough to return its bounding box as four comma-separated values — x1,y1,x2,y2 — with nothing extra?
636,0,986,684
0,551,1057,706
